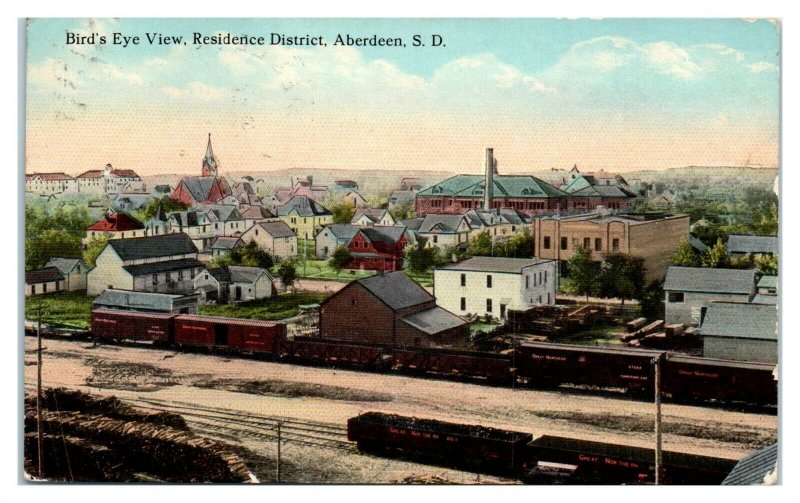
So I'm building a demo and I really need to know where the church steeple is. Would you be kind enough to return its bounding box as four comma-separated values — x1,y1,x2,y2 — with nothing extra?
202,133,219,177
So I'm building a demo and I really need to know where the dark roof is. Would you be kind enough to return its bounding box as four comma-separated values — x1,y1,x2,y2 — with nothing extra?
277,195,331,217
86,212,144,232
722,444,778,485
418,214,469,233
93,289,191,311
699,302,778,340
438,256,552,274
108,233,198,261
726,235,778,255
399,217,423,231
211,236,243,250
123,258,204,277
254,220,296,238
177,176,231,203
355,271,434,310
45,257,87,275
401,307,467,335
358,226,407,244
26,267,64,284
203,265,270,284
323,224,361,241
239,205,274,219
663,267,757,295
352,208,388,223
757,275,778,289
688,235,709,253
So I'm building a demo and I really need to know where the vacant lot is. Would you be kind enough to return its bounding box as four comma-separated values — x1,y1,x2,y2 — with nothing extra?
198,291,330,320
25,291,94,329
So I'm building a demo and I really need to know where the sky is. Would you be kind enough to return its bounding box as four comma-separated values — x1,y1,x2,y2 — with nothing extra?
25,18,780,176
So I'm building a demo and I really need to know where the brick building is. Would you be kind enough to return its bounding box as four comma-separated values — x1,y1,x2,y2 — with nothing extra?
532,210,690,281
320,272,468,347
346,226,408,272
171,134,232,205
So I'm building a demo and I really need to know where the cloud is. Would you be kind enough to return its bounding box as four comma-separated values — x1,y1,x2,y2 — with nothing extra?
640,41,703,80
432,54,556,94
748,61,779,73
161,81,228,102
27,58,81,92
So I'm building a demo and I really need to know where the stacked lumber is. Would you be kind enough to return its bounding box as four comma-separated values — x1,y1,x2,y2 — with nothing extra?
625,317,648,333
620,320,664,343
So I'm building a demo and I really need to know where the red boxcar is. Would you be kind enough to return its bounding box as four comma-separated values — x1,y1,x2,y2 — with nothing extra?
514,342,662,392
284,337,387,368
173,315,285,355
91,309,175,344
392,347,512,382
662,355,777,407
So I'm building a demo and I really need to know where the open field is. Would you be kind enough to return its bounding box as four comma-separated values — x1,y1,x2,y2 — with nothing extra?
25,336,777,484
24,291,94,329
199,292,330,320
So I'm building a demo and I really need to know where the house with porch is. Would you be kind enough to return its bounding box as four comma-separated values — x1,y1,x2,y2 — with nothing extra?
193,265,275,304
346,226,408,271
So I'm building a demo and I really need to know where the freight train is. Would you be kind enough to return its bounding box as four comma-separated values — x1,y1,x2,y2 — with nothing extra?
81,309,778,409
346,412,739,484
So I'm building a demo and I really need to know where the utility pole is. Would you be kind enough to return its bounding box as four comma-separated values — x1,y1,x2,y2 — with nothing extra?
653,353,665,485
36,304,44,479
275,421,282,483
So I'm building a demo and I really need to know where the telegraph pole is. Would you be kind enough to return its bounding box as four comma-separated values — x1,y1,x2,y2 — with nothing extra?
275,421,282,483
654,353,665,485
36,304,44,479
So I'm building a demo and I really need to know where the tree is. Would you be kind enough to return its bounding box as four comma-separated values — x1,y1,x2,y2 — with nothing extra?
330,202,356,224
467,231,493,257
671,237,700,267
132,196,188,222
702,238,729,268
405,241,440,274
388,201,414,222
598,254,646,305
754,254,778,276
502,231,533,258
640,280,665,320
238,241,274,270
328,247,353,279
566,246,599,302
26,229,84,270
83,235,110,268
277,259,298,293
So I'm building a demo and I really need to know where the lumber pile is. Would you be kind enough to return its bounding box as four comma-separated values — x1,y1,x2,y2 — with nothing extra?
625,317,648,332
620,320,664,343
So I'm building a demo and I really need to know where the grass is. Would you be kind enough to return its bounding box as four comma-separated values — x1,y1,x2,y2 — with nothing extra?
404,269,433,288
470,322,499,336
194,378,393,402
25,291,94,329
558,322,626,347
291,259,377,282
199,291,331,320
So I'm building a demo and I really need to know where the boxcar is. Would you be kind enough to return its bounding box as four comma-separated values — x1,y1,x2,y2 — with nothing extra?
392,347,512,382
347,412,532,476
284,337,388,368
173,315,285,355
523,435,737,485
514,342,662,391
91,309,175,344
662,355,777,407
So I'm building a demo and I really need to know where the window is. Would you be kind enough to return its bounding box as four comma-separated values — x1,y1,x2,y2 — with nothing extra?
461,273,466,287
178,270,184,280
205,274,209,280
31,285,36,294
533,274,537,287
560,237,568,250
525,275,529,289
668,292,685,303
547,293,551,304
583,237,590,249
544,271,548,283
595,238,602,251
43,283,47,293
433,235,438,244
486,275,492,288
612,238,620,251
486,299,492,312
460,297,466,311
152,274,158,285
543,236,551,249
166,272,172,282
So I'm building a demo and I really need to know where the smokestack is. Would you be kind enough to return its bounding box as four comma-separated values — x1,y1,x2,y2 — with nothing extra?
484,147,494,210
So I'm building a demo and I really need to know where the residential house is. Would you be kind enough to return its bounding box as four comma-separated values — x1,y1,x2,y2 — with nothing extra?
210,236,244,258
92,289,199,314
84,211,146,244
167,209,220,252
463,208,528,242
315,224,360,259
276,195,333,240
239,220,298,259
532,210,690,281
25,267,65,297
113,192,155,211
274,175,329,203
699,301,777,363
400,177,423,191
663,266,758,325
87,233,204,296
143,205,170,237
753,275,778,305
343,191,368,207
320,271,468,347
351,208,396,227
726,234,779,259
434,257,558,320
388,189,417,209
722,444,778,486
193,265,275,304
194,204,247,236
414,214,472,249
25,172,79,195
346,226,408,271
239,205,276,228
45,257,88,291
76,164,142,195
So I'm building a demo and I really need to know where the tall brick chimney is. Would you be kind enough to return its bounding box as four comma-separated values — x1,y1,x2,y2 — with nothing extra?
483,147,494,210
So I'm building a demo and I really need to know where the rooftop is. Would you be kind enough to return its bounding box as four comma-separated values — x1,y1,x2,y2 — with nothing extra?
86,212,144,232
322,224,361,241
253,220,296,238
417,174,567,199
45,257,87,275
277,195,331,217
757,275,778,289
204,265,271,284
699,301,778,340
722,444,778,485
93,289,192,311
401,306,467,335
355,271,433,311
123,258,204,277
108,233,198,261
726,234,779,255
438,256,553,274
26,267,65,284
663,267,758,295
358,226,407,244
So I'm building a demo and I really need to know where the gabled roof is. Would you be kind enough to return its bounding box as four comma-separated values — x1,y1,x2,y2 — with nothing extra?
352,208,389,224
726,234,778,255
123,258,204,276
26,267,64,284
400,306,467,335
211,236,243,250
195,204,242,222
30,172,74,181
688,235,709,253
417,174,567,199
204,265,270,284
418,214,469,233
355,271,434,310
93,289,191,311
109,168,139,178
76,170,104,179
757,275,778,290
45,257,87,275
322,224,361,241
277,195,331,217
722,444,778,485
752,294,778,305
86,212,144,232
699,301,778,340
107,233,198,261
570,184,636,198
239,205,275,219
253,220,296,238
176,176,231,204
663,267,757,295
438,256,552,274
357,226,407,244
399,218,424,232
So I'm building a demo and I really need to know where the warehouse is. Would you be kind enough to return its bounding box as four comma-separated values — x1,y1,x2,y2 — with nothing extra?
92,289,199,314
663,266,758,325
320,271,468,347
699,301,778,363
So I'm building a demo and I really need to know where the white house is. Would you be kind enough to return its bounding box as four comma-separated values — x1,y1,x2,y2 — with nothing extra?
45,257,89,292
415,214,472,249
239,220,298,260
25,267,65,297
87,233,204,296
193,265,275,304
25,173,79,195
315,224,360,258
434,257,558,320
351,208,396,227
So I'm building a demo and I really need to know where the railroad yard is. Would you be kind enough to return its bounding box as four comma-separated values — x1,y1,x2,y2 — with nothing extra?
24,336,777,484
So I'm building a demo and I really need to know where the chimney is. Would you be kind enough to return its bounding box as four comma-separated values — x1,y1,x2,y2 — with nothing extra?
484,148,494,210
